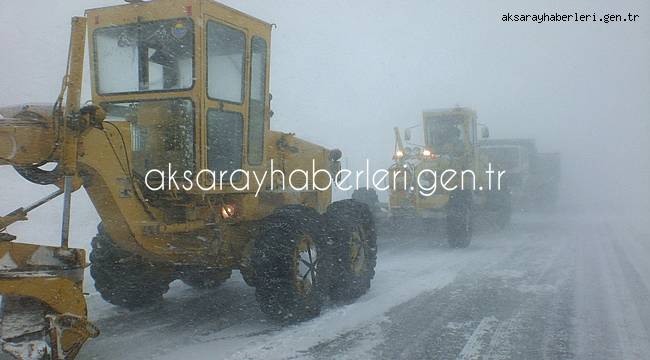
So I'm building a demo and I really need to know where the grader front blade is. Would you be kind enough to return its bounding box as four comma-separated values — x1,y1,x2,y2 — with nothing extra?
0,242,98,360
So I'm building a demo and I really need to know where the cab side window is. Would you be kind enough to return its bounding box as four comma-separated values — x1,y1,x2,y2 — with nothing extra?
248,37,267,165
206,21,245,103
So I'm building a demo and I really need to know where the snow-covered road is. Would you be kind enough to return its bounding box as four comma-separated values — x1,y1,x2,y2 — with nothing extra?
71,212,649,360
1,171,648,360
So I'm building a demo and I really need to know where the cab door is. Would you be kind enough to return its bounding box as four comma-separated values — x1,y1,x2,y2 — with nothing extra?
203,17,269,189
204,18,248,186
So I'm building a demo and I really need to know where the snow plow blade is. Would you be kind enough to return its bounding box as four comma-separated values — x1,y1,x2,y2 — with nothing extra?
0,242,98,359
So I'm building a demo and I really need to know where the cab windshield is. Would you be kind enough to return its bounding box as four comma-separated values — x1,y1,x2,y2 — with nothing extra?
94,19,194,94
424,115,466,154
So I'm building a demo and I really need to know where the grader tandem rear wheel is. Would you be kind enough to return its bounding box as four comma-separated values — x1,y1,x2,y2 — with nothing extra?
324,200,377,302
252,201,377,322
87,201,377,324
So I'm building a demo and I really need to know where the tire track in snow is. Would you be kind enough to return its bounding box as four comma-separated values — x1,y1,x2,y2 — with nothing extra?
154,230,521,360
572,221,650,360
370,215,575,360
457,316,499,360
598,224,650,359
573,223,624,360
482,230,574,360
609,235,650,337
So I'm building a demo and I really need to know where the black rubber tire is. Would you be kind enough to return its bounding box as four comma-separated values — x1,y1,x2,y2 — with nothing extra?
89,224,172,309
324,199,377,302
252,206,326,322
14,164,61,186
351,188,379,212
446,190,473,248
180,269,232,289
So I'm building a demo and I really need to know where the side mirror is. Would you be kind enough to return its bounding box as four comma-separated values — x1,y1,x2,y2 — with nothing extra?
329,149,342,161
404,129,412,141
481,127,490,139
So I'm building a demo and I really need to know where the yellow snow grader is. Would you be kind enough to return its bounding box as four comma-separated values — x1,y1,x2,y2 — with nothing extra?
0,1,377,358
388,107,511,247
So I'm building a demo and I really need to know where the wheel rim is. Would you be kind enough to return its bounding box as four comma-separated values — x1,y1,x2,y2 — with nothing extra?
350,225,367,275
295,234,318,296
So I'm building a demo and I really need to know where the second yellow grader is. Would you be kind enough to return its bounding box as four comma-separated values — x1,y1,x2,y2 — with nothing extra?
388,107,512,247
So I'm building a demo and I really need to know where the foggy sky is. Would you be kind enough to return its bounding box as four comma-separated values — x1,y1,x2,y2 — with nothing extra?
1,0,648,211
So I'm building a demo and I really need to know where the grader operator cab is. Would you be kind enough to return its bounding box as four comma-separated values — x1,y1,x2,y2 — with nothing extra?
388,107,511,247
0,1,377,358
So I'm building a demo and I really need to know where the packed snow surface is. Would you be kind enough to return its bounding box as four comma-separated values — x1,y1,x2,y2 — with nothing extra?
1,168,649,359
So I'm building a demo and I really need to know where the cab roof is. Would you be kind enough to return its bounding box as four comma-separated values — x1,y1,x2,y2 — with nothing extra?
423,107,476,119
85,0,272,28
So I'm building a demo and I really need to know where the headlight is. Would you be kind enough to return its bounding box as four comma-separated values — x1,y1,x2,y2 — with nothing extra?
395,150,404,158
221,204,237,219
422,149,431,157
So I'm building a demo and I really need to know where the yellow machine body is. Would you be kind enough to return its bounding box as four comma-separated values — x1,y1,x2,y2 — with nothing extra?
0,1,341,358
388,107,490,218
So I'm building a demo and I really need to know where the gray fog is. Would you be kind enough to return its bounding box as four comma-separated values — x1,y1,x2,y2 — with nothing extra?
0,2,649,359
2,0,648,211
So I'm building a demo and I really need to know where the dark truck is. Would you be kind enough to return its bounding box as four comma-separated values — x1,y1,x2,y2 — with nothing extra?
479,139,560,210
